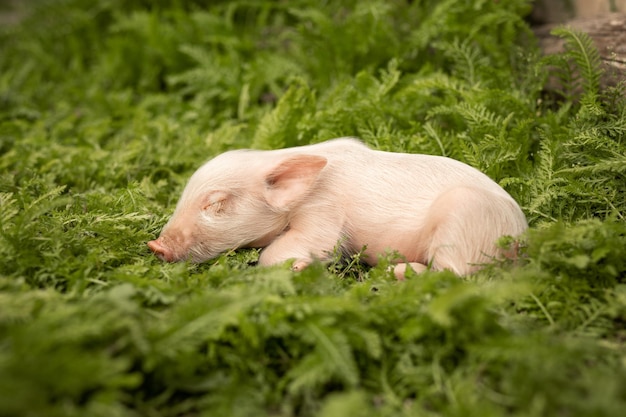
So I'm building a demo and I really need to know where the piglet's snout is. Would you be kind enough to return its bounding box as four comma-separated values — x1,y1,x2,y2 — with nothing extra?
147,237,175,262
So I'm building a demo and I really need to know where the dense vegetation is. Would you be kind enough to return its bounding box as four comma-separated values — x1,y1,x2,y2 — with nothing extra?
1,0,625,416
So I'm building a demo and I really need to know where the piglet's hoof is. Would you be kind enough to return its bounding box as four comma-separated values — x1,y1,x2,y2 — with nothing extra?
291,260,309,272
392,263,428,280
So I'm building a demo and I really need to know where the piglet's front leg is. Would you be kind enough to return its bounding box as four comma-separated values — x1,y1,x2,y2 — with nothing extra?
257,153,346,271
258,238,311,271
258,219,344,271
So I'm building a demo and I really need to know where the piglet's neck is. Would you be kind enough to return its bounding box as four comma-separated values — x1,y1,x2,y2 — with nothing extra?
244,220,291,249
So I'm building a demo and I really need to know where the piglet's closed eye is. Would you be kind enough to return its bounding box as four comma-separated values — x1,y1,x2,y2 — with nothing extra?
264,155,327,210
202,191,230,212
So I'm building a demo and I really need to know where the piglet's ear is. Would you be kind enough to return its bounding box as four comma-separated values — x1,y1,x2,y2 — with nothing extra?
264,154,327,210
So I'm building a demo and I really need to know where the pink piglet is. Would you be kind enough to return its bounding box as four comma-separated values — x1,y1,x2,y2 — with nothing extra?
148,138,527,277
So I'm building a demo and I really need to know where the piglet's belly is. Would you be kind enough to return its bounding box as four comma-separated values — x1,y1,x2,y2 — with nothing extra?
347,229,428,265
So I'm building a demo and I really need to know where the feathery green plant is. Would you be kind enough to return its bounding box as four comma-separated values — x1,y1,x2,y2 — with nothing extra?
1,0,626,416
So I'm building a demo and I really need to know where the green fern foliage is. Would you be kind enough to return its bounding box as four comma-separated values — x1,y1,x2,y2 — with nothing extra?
2,0,626,416
551,26,603,97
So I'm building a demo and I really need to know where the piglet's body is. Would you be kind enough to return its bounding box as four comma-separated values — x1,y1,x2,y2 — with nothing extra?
148,138,527,276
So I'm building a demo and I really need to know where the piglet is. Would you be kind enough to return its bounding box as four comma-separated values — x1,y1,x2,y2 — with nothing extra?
148,138,527,277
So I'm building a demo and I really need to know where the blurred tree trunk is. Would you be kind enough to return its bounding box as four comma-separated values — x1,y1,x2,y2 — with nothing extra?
532,0,626,24
533,13,626,89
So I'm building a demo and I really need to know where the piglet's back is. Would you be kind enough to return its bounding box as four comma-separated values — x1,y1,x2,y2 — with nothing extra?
304,138,510,203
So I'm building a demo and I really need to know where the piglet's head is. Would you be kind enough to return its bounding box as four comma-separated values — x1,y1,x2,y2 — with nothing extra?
148,151,327,263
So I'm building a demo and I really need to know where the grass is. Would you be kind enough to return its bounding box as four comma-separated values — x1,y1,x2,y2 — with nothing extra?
1,0,625,416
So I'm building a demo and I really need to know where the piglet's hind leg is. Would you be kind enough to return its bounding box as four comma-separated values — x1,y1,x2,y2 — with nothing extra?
393,262,428,280
423,186,527,275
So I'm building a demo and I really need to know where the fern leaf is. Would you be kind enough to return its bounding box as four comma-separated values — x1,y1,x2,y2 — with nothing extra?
551,27,603,95
437,38,488,85
251,79,316,149
287,320,359,394
377,58,401,98
0,193,18,228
